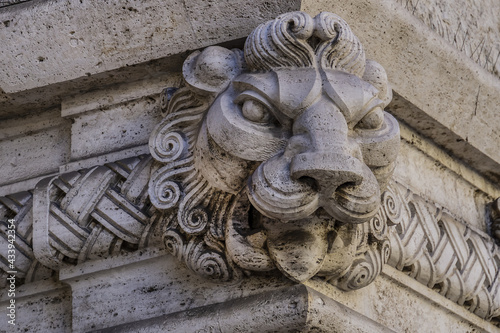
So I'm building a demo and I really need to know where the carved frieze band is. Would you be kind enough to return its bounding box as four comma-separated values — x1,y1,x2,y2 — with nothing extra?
0,191,52,287
384,182,500,321
0,155,161,287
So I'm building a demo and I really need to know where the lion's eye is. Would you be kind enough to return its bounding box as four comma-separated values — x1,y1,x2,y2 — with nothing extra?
241,99,272,123
356,107,384,130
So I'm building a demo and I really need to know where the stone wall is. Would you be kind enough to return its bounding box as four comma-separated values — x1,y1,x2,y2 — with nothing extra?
398,0,500,78
1,1,500,332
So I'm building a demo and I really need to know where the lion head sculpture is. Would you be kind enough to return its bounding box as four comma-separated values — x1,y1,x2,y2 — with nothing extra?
148,11,400,288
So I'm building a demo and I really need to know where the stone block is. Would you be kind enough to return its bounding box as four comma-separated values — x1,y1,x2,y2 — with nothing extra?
395,128,494,230
56,247,500,332
0,0,301,94
0,109,70,187
59,250,293,332
98,285,394,333
0,280,71,333
69,94,161,160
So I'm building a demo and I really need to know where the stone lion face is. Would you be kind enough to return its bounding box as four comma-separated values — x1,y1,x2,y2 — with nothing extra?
149,11,400,285
196,66,399,225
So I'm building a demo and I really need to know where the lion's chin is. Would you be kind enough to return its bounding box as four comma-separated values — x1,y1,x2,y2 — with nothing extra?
261,212,334,282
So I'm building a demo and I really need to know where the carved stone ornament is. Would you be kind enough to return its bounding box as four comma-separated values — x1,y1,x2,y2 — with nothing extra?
148,11,400,288
0,156,161,286
3,9,500,324
386,183,500,321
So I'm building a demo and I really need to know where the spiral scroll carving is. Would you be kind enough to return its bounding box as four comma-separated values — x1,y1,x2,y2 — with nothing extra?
335,240,389,291
181,207,209,235
382,186,403,225
150,131,188,163
148,10,399,288
245,11,315,71
164,228,232,281
313,12,366,76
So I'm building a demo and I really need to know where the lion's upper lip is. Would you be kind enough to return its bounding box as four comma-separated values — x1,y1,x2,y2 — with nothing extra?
247,149,380,224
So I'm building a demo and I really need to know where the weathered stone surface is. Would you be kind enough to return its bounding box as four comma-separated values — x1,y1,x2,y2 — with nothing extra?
395,128,495,230
308,266,500,333
59,250,294,333
59,144,150,174
0,0,300,94
0,280,71,333
69,95,161,159
0,1,30,8
96,284,394,333
0,108,70,186
61,76,172,161
1,2,500,333
3,8,500,329
51,249,500,332
396,0,500,78
2,0,500,189
302,0,500,184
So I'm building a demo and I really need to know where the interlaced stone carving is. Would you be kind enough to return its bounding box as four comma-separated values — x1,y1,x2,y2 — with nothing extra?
0,191,52,287
386,181,500,322
149,11,400,287
0,155,160,287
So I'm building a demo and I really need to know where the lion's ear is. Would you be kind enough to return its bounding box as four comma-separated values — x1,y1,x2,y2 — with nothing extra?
363,59,393,107
182,46,245,96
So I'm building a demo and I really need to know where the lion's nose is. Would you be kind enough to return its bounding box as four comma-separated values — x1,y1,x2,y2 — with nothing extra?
288,98,365,195
290,152,365,195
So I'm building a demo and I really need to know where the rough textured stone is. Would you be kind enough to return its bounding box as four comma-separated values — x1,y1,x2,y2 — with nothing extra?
59,250,294,333
396,129,494,229
69,95,161,159
0,0,300,94
97,284,394,333
2,2,500,333
302,0,500,184
0,108,70,186
0,281,71,333
396,0,500,78
61,75,176,161
308,267,500,333
53,250,500,332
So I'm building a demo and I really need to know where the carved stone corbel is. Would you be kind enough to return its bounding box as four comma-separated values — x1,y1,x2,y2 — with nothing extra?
2,10,500,325
148,11,400,288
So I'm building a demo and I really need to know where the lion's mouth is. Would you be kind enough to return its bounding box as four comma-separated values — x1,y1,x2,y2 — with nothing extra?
227,187,365,283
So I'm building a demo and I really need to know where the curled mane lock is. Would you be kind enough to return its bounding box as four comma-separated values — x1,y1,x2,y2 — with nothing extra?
244,11,366,77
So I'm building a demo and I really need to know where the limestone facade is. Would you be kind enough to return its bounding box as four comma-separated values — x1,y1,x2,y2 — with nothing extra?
1,1,500,332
